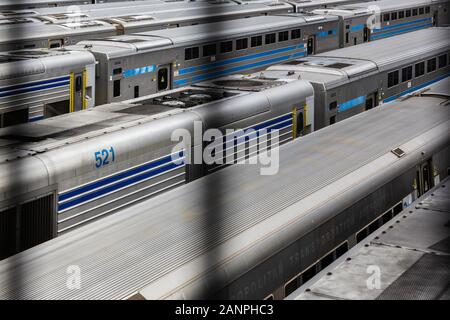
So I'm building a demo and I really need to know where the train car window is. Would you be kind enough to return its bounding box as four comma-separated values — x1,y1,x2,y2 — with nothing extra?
329,101,337,110
412,8,418,16
399,11,404,19
320,250,335,270
113,79,121,97
387,70,399,87
302,265,317,283
383,13,390,22
415,62,425,77
265,33,276,45
220,41,233,53
425,6,430,14
49,39,62,48
419,7,424,15
236,38,248,50
296,112,304,136
278,31,289,42
330,115,336,124
284,277,299,297
251,35,262,48
438,54,447,68
406,9,411,17
391,12,397,20
427,58,436,73
134,86,139,98
345,32,349,43
422,163,431,192
401,65,413,82
185,47,199,60
113,67,122,75
75,76,82,92
202,44,216,57
157,68,168,91
291,29,301,39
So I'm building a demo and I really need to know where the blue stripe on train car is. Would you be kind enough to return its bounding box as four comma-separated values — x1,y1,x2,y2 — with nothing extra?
371,23,433,40
59,152,184,203
222,113,293,144
58,160,184,212
29,116,44,122
317,28,338,38
349,24,364,32
0,76,69,92
58,114,293,211
123,65,156,78
174,50,306,86
372,17,432,33
0,77,70,98
179,44,305,76
338,96,365,112
383,73,450,103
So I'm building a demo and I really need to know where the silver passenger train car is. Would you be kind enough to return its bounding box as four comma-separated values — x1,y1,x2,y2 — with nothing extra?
0,26,448,129
0,19,117,51
0,0,147,11
3,0,448,52
68,14,339,105
177,27,450,130
0,80,448,299
0,78,314,259
0,0,257,50
0,3,446,127
0,49,96,124
313,0,450,45
0,0,166,18
0,0,364,19
0,2,299,51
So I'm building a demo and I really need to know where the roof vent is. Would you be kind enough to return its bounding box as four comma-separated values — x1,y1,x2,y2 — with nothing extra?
391,148,405,158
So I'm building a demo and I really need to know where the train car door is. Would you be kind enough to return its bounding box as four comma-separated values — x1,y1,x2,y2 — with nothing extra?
72,72,85,112
363,26,369,42
157,65,171,92
416,160,433,196
292,107,304,139
307,36,315,55
365,92,379,110
43,71,85,118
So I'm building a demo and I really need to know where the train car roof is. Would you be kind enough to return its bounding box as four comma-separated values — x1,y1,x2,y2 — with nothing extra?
108,2,293,22
0,20,116,44
0,0,91,10
0,48,96,80
284,0,370,10
0,17,46,28
72,14,336,56
316,27,450,70
0,85,253,159
265,27,450,88
0,78,308,158
0,0,235,18
135,13,334,44
36,0,247,22
0,84,448,299
336,0,443,12
38,1,293,25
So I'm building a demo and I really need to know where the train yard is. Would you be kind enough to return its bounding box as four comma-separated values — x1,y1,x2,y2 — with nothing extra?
0,0,449,304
